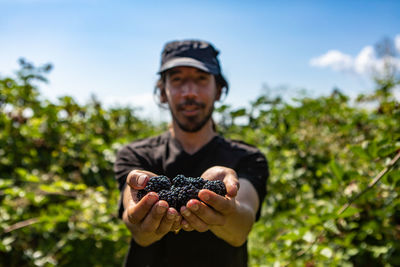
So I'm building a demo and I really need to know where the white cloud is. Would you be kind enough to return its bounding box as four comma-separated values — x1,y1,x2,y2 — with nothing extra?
354,46,375,75
310,50,353,72
310,35,400,77
395,34,400,53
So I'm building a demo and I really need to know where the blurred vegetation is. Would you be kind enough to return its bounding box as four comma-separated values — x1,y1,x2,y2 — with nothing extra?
0,56,399,266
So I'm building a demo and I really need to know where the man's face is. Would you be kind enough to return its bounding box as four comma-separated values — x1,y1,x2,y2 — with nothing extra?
164,66,221,133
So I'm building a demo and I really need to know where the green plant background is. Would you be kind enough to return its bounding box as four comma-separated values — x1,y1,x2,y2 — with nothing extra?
0,60,399,266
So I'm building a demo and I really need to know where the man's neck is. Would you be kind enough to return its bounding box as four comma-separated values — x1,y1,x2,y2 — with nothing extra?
170,120,216,155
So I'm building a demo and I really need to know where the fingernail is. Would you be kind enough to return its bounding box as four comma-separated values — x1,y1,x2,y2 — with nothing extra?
157,204,167,214
138,175,147,186
190,204,199,211
182,208,191,217
167,211,175,220
146,192,157,201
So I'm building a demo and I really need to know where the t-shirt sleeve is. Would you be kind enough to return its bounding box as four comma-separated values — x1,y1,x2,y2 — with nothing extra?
114,145,149,218
235,151,269,221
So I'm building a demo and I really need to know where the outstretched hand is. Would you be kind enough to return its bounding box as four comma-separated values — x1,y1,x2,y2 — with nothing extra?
180,166,240,232
123,170,181,246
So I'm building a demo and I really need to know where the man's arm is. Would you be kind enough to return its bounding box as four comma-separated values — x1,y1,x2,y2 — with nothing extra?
209,178,258,246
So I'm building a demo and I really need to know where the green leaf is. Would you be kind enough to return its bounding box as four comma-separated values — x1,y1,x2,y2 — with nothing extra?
338,206,360,218
323,219,340,235
350,145,370,160
230,108,246,118
330,159,344,179
377,143,400,158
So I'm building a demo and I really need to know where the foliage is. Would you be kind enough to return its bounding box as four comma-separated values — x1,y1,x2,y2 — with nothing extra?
0,59,165,266
1,59,399,266
217,87,400,266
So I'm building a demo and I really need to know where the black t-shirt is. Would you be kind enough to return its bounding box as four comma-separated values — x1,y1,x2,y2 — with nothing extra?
114,131,269,267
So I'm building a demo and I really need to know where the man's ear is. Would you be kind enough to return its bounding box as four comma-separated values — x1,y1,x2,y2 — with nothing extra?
215,86,223,101
160,88,168,103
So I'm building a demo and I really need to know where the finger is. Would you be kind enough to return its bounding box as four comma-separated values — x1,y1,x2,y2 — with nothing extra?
126,169,158,189
201,166,226,180
127,192,158,224
180,206,209,232
186,199,225,226
172,215,182,233
156,207,179,235
141,200,169,232
224,178,239,197
198,190,235,216
181,219,194,232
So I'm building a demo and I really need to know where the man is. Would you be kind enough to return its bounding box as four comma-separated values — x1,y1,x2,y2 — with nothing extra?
114,39,269,267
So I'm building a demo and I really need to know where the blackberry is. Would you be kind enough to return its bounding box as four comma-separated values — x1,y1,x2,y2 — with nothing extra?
175,184,200,208
144,175,172,193
136,189,147,201
158,189,180,210
135,175,223,210
203,180,227,196
172,174,190,187
187,177,207,189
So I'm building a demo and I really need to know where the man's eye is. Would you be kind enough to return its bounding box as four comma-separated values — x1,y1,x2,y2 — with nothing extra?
171,77,182,82
198,75,208,81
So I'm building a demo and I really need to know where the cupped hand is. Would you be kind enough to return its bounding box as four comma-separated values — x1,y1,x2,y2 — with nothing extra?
200,166,239,197
123,170,182,245
180,166,239,232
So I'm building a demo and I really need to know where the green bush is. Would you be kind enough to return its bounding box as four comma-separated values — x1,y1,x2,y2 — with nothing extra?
0,59,165,266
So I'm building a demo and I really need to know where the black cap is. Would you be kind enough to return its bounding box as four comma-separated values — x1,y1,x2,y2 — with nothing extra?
158,39,223,75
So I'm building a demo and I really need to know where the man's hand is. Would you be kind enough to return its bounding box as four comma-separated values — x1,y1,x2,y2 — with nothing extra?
201,166,240,197
180,166,239,232
180,166,258,247
122,170,182,247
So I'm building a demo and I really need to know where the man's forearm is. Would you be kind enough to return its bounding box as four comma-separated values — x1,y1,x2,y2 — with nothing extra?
209,178,259,247
209,201,255,247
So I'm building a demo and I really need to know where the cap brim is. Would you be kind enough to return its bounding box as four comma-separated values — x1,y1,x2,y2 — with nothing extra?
158,57,218,74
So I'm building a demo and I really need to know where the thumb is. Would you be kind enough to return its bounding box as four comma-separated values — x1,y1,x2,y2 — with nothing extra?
126,170,157,189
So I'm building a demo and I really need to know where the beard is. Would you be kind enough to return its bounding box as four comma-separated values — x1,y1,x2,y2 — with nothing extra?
170,99,214,133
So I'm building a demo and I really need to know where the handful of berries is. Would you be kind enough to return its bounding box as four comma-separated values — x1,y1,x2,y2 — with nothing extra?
137,174,227,210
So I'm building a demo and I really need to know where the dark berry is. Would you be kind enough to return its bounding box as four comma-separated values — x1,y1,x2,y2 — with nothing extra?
136,189,147,201
135,175,224,212
172,174,190,187
187,177,207,189
158,189,180,210
175,184,200,208
144,175,171,193
203,180,227,196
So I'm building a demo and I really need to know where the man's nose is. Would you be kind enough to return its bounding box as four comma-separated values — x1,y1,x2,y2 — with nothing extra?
181,80,198,97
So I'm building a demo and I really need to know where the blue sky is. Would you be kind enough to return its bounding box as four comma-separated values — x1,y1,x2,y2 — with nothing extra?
1,0,399,121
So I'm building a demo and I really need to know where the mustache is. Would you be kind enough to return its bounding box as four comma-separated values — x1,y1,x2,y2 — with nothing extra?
177,100,205,110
